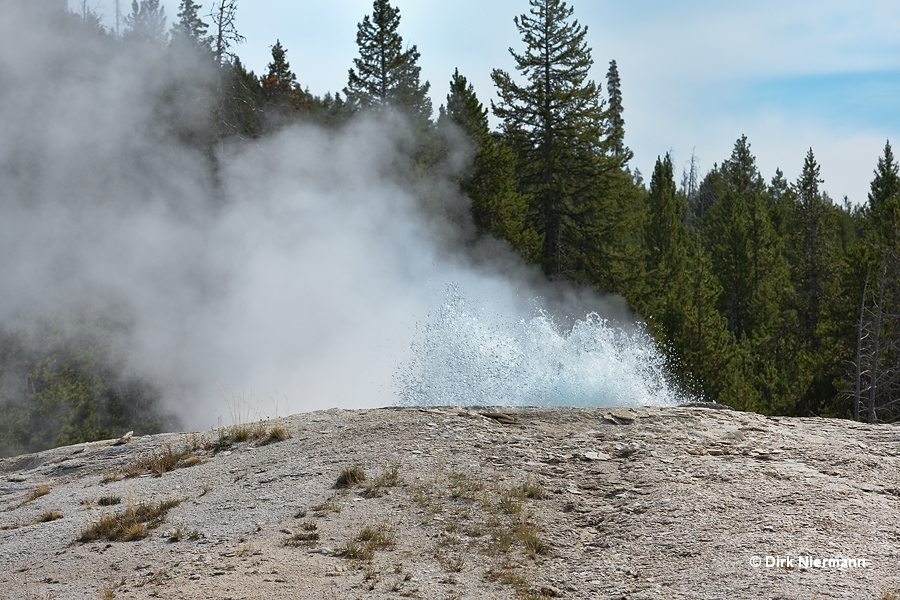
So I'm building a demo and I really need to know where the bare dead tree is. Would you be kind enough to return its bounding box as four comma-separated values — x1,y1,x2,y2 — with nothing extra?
852,249,900,423
209,0,245,140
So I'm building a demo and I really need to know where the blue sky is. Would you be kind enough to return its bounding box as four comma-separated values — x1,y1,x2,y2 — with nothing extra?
86,0,900,204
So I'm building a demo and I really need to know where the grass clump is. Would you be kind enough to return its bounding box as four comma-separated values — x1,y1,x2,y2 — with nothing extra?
283,521,320,547
98,495,122,507
520,479,546,500
284,530,320,547
516,523,547,557
339,541,374,561
104,442,204,481
165,525,201,542
364,465,402,496
210,419,290,451
267,423,291,442
37,509,63,523
78,498,182,543
500,494,524,516
339,523,395,561
16,484,52,508
358,523,395,550
310,498,343,515
335,466,366,488
448,471,483,501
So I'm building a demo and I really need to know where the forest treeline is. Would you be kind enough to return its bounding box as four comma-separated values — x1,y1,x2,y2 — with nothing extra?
3,0,900,455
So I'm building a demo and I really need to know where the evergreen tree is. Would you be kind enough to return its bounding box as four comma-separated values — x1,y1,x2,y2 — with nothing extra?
263,40,296,96
491,0,625,280
868,140,900,247
170,0,210,51
123,0,167,45
639,154,737,402
767,168,794,239
440,69,538,257
791,148,837,349
845,141,900,422
260,40,309,115
75,1,109,36
705,135,787,341
779,149,846,417
605,59,627,158
221,56,262,137
345,0,432,121
643,154,688,336
442,69,490,142
310,92,351,127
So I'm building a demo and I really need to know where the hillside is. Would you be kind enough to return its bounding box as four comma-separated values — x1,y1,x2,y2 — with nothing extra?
1,405,899,599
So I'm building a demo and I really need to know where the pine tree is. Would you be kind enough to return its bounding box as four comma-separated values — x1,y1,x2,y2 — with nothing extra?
639,154,737,402
491,0,613,278
643,154,687,334
170,0,209,51
440,69,538,257
767,168,794,239
442,69,490,143
868,140,900,247
846,141,900,422
260,40,309,115
123,0,167,45
791,148,837,349
705,135,787,341
605,59,627,158
344,0,432,121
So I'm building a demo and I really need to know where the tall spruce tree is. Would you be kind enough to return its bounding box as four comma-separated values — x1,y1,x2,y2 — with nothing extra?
847,141,900,422
643,154,688,336
261,40,309,114
705,135,787,341
345,0,432,121
123,0,167,44
491,0,617,279
440,69,538,257
791,148,837,349
170,0,209,51
868,140,900,247
605,59,626,158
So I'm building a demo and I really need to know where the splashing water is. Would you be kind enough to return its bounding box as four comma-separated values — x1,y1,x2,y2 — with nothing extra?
396,285,683,408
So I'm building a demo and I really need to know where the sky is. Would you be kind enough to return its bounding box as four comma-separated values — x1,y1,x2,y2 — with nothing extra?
84,0,900,205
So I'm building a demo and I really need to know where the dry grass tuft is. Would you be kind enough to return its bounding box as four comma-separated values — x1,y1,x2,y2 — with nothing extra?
37,509,63,523
23,484,51,505
78,498,182,543
335,466,366,488
364,465,402,496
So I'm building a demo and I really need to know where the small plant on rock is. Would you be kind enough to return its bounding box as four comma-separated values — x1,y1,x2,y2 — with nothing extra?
335,466,366,488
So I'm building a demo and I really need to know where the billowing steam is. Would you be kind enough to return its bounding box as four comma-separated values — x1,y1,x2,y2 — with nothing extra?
1,4,678,431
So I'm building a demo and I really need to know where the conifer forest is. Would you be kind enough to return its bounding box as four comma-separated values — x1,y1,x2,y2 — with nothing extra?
2,0,899,456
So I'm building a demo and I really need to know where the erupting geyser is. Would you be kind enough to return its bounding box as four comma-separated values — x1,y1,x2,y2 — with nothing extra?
397,285,683,408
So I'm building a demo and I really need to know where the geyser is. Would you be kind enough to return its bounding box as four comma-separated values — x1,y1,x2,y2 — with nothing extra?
397,285,682,408
0,3,684,438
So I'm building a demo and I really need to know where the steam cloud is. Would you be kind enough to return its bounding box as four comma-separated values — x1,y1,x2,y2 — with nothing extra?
1,4,661,430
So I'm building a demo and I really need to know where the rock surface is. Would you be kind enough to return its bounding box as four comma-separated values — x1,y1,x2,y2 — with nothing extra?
2,405,900,599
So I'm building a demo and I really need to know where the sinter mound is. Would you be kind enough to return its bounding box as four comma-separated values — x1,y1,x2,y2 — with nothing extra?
1,405,899,599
